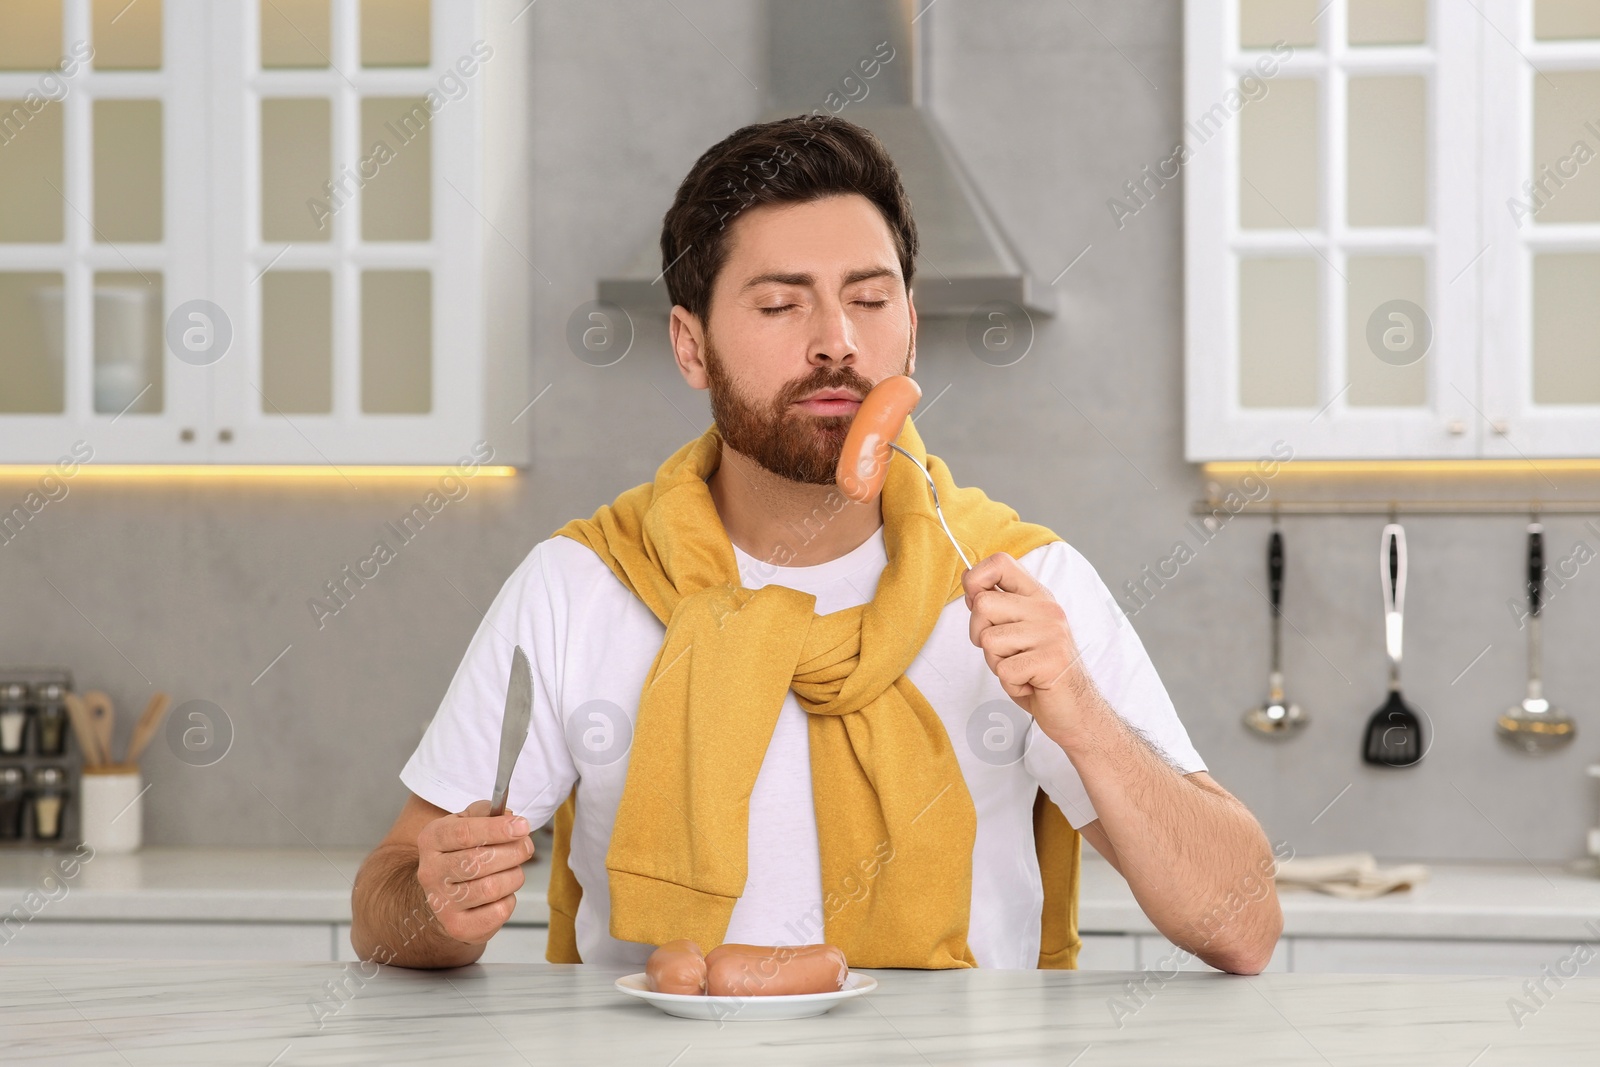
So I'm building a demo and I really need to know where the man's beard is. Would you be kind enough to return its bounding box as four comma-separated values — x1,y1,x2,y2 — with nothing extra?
703,333,908,486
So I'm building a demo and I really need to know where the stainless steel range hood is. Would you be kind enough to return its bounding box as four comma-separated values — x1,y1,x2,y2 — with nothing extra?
597,0,1055,317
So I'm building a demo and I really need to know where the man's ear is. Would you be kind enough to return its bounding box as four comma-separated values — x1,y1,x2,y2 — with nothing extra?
669,307,710,390
906,287,917,375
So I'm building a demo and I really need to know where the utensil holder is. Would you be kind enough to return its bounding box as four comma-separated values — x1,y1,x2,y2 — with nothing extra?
81,766,142,854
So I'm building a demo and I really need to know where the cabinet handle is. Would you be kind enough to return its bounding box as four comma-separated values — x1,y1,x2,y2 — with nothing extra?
1447,420,1465,436
180,428,195,443
218,429,233,443
1492,420,1510,436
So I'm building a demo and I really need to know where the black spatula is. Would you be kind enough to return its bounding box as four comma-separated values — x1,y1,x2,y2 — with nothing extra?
1362,523,1424,767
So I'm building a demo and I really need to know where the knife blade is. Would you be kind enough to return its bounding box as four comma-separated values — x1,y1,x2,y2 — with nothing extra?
488,645,533,817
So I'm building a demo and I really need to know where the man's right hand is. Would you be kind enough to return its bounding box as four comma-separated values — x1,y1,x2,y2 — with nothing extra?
415,800,535,946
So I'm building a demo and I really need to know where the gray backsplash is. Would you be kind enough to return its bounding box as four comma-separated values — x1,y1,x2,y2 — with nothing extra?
0,0,1594,861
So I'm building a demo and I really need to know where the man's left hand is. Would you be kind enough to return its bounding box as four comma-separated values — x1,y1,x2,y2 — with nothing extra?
962,552,1091,739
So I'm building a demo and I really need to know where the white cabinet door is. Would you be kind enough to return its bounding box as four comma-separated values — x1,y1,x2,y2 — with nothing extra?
1478,0,1600,457
5,921,335,960
0,0,220,464
0,0,505,467
478,925,550,964
1074,933,1139,971
1136,934,1289,973
333,922,548,964
1184,1,1483,461
1292,937,1600,976
206,1,489,466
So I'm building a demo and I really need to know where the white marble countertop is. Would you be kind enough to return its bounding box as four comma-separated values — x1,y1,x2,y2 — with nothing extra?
4,844,1597,941
1085,855,1600,942
5,959,1596,1065
0,847,551,926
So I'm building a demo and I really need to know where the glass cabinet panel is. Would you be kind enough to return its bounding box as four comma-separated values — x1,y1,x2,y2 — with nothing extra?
362,270,431,413
91,272,163,416
92,0,163,70
261,98,332,242
1346,255,1428,407
1535,1,1600,40
262,271,333,414
0,0,62,70
1238,257,1320,408
1531,72,1600,224
360,0,430,67
1348,0,1426,46
260,0,332,68
1240,78,1319,229
1348,76,1427,227
93,99,164,243
1532,254,1600,404
360,96,431,240
1239,0,1318,48
0,272,66,414
0,98,65,243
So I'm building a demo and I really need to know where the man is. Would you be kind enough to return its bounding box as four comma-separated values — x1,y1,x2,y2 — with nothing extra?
351,114,1282,974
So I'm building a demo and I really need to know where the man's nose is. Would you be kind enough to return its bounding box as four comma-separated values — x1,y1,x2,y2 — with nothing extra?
809,302,856,365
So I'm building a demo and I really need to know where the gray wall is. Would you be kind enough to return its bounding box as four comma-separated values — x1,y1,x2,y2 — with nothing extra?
2,0,1596,863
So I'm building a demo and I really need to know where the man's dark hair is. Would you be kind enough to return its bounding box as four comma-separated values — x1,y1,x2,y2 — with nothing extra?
659,113,918,324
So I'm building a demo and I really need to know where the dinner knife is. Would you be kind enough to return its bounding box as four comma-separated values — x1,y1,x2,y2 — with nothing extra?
488,645,533,817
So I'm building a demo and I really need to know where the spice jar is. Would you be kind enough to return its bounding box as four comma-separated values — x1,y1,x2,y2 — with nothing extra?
0,682,28,756
33,682,68,757
30,766,67,842
0,768,25,840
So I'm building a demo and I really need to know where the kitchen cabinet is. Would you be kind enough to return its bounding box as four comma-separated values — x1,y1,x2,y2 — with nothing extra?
1131,934,1289,973
1073,933,1138,971
1184,0,1600,460
0,0,530,466
0,919,337,961
0,918,549,964
332,922,549,964
1292,936,1600,978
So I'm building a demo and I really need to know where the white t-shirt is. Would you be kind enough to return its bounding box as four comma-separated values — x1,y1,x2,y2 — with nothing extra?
401,526,1206,970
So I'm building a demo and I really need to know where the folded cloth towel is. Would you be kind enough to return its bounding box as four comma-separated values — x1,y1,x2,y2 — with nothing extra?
1274,852,1429,899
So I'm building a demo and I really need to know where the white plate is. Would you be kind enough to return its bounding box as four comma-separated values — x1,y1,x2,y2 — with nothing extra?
614,971,878,1021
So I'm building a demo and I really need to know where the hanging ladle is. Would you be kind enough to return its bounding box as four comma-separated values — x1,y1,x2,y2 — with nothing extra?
1497,521,1577,752
1244,526,1307,737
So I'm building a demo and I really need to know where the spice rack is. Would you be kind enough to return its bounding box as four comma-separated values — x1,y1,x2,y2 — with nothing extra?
0,668,82,849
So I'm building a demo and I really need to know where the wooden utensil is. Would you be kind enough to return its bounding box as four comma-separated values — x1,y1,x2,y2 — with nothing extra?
83,691,116,766
126,692,172,765
63,691,105,767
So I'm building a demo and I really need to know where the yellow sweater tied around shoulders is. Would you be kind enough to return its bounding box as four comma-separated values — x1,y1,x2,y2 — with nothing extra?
545,416,1082,969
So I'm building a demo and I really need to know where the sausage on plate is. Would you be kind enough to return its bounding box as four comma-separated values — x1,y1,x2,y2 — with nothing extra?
645,939,708,995
704,943,849,997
